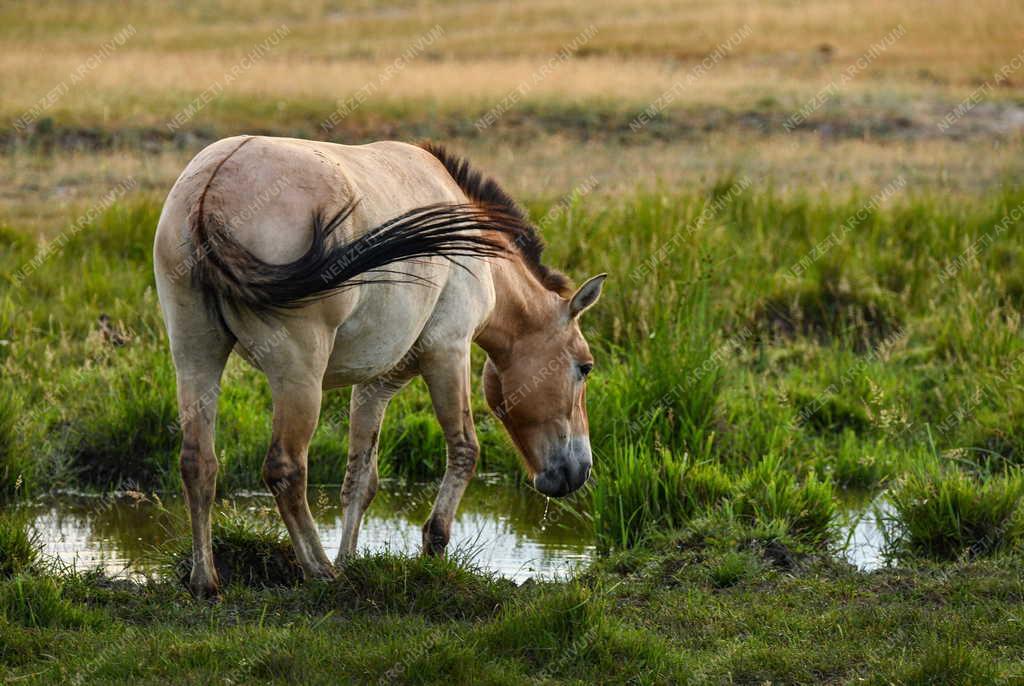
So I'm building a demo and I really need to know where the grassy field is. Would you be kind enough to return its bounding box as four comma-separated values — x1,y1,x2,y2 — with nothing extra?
3,0,1024,683
1,512,1023,684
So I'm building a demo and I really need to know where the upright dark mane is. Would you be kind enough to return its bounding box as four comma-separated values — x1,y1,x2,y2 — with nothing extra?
419,142,574,297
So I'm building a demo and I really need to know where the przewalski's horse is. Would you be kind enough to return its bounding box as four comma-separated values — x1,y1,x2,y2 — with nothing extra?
154,136,605,597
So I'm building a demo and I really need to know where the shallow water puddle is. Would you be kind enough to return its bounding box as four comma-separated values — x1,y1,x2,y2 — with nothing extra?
24,479,891,580
23,475,594,584
838,494,892,571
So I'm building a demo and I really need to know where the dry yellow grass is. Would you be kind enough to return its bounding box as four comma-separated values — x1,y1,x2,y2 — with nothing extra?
0,51,996,119
3,0,1021,74
2,0,1023,129
2,0,1021,236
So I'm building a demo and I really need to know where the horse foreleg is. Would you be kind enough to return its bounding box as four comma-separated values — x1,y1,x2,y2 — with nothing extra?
420,348,478,556
336,377,409,565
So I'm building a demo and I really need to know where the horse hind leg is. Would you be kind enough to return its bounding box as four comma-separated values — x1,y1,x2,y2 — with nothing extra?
336,376,412,565
258,328,336,580
165,300,235,598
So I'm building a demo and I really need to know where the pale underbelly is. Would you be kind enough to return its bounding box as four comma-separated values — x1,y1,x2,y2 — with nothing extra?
320,301,431,389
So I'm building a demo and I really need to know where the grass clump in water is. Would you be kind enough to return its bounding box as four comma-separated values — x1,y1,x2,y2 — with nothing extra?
592,446,734,550
0,517,38,579
593,448,836,550
734,455,836,546
888,464,1024,560
818,432,897,490
166,509,303,589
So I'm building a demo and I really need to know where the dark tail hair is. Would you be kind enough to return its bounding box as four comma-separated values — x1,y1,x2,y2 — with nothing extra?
187,200,525,312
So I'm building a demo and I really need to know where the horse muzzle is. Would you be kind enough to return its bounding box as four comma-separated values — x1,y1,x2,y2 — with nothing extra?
533,437,592,497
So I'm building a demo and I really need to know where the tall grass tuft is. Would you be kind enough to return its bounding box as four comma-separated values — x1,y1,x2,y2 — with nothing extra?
0,517,38,579
589,269,724,462
888,640,999,685
330,551,513,620
592,445,733,550
0,576,100,628
57,345,180,489
0,392,31,500
888,464,1024,559
819,432,896,490
592,449,836,550
734,455,836,545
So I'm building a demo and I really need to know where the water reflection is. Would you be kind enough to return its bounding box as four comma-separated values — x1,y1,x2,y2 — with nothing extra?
838,493,891,571
24,475,594,584
24,480,895,580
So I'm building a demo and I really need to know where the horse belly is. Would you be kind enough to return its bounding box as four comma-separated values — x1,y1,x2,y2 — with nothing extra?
321,282,438,388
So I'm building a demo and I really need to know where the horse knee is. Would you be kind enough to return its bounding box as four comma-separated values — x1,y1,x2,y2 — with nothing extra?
262,442,304,495
180,439,217,485
447,438,479,478
341,449,379,508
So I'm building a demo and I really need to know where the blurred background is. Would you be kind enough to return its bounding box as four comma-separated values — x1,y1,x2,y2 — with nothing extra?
3,0,1022,233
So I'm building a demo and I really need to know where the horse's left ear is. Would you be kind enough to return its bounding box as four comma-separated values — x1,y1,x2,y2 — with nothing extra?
568,273,607,318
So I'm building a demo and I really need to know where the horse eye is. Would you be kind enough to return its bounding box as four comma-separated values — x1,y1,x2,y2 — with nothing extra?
578,362,594,378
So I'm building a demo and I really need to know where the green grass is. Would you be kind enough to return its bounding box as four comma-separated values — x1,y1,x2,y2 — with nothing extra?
164,508,304,589
0,575,102,629
733,455,836,546
707,550,761,588
328,552,514,622
887,463,1024,560
3,514,1023,683
0,517,38,579
0,392,30,499
885,641,1001,686
591,445,724,549
591,448,835,550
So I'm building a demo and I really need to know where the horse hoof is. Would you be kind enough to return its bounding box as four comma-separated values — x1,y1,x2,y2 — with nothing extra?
421,519,449,556
306,563,337,581
422,539,448,557
189,580,221,601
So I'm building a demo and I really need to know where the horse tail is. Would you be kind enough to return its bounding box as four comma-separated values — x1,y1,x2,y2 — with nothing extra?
187,141,522,313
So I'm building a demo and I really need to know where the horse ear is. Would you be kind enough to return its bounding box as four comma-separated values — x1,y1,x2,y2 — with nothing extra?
568,273,607,318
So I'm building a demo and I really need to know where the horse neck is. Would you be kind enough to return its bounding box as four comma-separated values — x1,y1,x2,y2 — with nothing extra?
476,255,560,364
